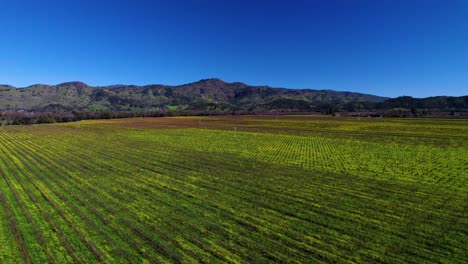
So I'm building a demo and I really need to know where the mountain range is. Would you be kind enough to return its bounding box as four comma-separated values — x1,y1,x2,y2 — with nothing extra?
0,78,466,112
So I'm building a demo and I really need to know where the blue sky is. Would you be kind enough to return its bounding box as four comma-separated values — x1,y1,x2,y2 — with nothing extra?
0,0,467,97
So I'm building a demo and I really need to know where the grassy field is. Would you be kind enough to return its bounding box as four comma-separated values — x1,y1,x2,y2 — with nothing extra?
0,115,466,263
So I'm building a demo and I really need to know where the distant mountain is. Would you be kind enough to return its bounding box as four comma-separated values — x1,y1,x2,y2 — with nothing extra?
376,96,468,111
0,78,466,112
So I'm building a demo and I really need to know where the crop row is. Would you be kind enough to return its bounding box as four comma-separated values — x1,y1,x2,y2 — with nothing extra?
0,116,466,263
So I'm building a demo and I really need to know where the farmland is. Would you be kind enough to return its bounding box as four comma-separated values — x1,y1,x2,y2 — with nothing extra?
0,115,466,263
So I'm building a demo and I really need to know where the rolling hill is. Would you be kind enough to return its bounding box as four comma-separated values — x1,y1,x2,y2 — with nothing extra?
0,78,466,112
0,79,387,111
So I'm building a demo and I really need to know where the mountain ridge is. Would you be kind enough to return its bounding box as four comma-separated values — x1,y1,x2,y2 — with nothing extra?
7,78,383,97
0,78,466,112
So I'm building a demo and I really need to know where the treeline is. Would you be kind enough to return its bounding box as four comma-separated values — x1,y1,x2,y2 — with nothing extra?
255,96,468,113
0,110,255,126
1,111,73,126
2,107,467,127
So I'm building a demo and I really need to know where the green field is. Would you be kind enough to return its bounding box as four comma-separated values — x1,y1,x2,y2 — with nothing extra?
0,115,466,263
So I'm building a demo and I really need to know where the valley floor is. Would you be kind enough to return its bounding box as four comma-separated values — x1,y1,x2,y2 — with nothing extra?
0,115,466,263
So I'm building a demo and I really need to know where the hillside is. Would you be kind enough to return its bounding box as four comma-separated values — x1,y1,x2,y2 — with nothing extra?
376,96,468,111
0,79,387,111
0,79,466,112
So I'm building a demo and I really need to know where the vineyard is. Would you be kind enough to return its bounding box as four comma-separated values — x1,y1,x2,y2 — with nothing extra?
0,115,466,263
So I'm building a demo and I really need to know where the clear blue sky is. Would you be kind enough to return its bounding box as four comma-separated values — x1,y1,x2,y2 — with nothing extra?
0,0,467,97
